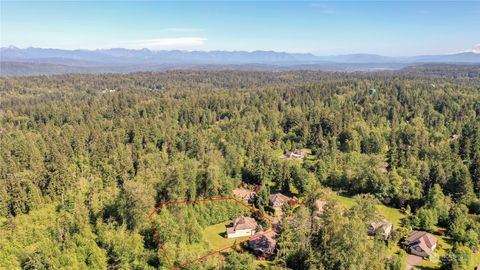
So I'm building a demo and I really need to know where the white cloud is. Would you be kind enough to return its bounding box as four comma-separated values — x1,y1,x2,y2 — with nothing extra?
471,43,480,53
457,43,480,54
116,37,207,49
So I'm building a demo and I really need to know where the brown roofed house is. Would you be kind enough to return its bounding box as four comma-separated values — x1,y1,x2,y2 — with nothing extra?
269,193,290,208
226,216,258,239
269,193,291,216
367,219,393,240
233,188,256,202
405,231,438,258
249,230,277,259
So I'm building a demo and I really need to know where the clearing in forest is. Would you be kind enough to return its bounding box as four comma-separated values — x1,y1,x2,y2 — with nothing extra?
148,198,273,270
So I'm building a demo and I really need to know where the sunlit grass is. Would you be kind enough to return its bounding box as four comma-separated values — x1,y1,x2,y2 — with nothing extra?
335,194,405,227
202,221,249,251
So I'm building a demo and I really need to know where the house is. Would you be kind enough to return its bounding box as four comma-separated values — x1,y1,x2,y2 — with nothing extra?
226,216,258,239
269,193,290,208
405,231,438,258
249,230,277,259
313,199,327,218
367,219,393,240
281,150,308,159
269,193,292,216
233,188,256,202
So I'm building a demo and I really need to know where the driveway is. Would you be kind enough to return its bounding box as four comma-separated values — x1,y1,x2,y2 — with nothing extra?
406,254,423,269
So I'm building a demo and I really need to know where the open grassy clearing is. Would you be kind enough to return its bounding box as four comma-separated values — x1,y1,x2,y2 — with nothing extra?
202,221,250,251
336,195,406,256
336,194,405,227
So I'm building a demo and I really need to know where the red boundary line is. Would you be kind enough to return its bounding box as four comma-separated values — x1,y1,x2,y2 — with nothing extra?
147,197,273,269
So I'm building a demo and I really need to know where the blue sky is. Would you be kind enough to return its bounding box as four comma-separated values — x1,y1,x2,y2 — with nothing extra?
1,1,479,56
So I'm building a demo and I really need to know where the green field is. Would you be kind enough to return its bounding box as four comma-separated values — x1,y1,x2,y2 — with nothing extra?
202,221,250,251
336,194,406,227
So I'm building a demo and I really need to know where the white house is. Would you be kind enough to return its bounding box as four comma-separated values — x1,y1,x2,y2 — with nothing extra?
226,216,257,239
281,150,308,159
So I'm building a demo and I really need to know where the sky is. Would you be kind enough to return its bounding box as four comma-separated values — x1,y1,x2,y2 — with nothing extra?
1,1,480,56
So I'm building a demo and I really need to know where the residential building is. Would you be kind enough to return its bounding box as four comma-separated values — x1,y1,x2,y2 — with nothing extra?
405,231,438,258
249,230,277,259
226,216,258,239
367,219,393,240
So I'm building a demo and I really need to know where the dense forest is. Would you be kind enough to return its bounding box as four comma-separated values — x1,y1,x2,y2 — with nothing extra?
0,69,479,270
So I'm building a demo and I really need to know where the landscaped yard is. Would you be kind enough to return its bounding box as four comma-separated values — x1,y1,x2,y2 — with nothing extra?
202,221,250,251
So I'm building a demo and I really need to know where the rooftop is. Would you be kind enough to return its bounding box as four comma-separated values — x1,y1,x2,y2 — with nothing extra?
226,216,257,234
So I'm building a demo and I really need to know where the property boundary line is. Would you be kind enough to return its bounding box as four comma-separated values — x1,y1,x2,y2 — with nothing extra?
147,197,273,269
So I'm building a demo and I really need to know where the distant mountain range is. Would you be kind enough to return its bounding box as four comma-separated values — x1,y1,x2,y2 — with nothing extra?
1,46,480,76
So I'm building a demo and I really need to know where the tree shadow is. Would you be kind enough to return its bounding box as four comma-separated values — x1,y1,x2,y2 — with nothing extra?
415,266,436,270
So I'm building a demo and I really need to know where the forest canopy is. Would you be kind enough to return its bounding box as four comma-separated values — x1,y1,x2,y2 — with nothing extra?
0,69,479,269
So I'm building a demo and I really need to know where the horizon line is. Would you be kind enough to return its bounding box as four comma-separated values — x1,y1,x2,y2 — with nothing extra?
2,45,479,58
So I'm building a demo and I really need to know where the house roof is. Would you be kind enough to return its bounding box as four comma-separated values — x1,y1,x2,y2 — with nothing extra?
282,150,307,158
249,230,277,254
226,216,257,234
233,188,255,201
314,199,327,214
405,231,437,255
368,219,392,231
269,193,290,206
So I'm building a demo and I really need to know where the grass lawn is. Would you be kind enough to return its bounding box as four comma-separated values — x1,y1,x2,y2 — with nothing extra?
254,260,275,269
272,148,284,157
202,221,250,251
471,254,480,270
336,194,406,227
